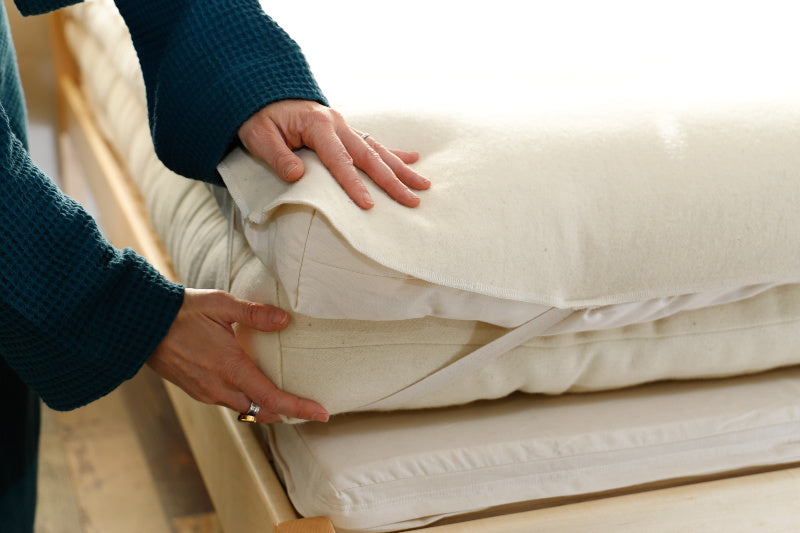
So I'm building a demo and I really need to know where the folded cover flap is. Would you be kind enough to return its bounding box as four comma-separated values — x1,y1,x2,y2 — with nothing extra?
220,1,800,308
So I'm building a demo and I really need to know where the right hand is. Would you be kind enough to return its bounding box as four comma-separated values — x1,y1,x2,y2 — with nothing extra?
147,288,328,423
238,99,431,209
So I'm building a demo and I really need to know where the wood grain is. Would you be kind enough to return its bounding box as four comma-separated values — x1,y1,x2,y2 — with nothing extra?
53,391,173,533
34,407,84,533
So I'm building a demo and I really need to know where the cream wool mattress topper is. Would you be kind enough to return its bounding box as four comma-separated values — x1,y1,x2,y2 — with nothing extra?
221,0,800,322
65,0,800,416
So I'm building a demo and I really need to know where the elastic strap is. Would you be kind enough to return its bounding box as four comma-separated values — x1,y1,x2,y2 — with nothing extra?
357,307,573,411
224,192,235,293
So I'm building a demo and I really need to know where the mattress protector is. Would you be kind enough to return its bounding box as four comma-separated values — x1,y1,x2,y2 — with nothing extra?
219,0,800,323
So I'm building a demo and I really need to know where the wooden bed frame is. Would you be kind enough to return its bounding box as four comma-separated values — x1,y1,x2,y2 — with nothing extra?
48,10,800,532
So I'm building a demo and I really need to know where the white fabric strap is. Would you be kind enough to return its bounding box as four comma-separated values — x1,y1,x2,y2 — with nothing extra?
224,193,235,293
358,307,573,411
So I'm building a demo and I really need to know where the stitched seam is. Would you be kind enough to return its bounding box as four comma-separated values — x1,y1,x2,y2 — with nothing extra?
314,418,800,508
294,209,318,307
301,255,413,280
278,314,800,350
274,278,285,390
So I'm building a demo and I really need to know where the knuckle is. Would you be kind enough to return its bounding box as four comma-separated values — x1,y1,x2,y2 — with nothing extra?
194,384,221,406
254,392,281,415
304,108,335,129
338,152,355,168
205,289,230,306
218,355,246,385
274,150,295,167
363,148,383,166
243,301,263,326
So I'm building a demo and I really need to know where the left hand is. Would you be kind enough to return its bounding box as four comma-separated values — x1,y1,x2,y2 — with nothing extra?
147,289,329,424
238,99,431,209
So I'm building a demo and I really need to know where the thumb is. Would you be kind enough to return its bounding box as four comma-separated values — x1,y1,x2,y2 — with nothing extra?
239,118,305,182
197,290,290,332
234,300,290,333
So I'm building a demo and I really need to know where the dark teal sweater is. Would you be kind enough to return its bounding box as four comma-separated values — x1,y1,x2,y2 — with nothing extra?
1,0,325,409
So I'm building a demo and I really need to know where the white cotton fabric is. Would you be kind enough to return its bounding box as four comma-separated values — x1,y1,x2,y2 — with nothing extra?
218,0,800,322
64,2,800,417
267,368,800,532
222,189,793,328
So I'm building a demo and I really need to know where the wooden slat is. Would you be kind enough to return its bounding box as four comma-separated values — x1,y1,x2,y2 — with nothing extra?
274,517,336,533
48,10,79,135
423,468,800,532
164,383,300,532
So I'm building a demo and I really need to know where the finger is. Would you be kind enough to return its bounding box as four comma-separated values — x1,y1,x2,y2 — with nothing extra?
303,124,375,209
240,118,306,182
342,130,421,207
257,412,283,424
207,291,290,332
367,140,430,191
227,391,282,424
389,149,420,165
234,358,329,422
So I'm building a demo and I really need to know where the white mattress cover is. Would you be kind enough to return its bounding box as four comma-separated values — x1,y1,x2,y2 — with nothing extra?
268,367,800,532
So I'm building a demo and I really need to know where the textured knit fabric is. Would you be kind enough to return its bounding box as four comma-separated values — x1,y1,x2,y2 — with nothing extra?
1,0,190,413
16,0,327,184
0,357,39,533
0,7,41,531
2,0,328,407
0,73,185,412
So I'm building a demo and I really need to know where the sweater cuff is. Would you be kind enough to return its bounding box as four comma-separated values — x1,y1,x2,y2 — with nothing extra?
117,0,327,183
7,251,185,411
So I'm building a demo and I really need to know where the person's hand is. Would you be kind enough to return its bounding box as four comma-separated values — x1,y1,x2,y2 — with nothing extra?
238,99,431,209
147,288,328,423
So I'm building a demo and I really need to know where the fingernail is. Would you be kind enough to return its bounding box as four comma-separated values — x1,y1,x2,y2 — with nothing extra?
269,309,289,327
405,192,421,207
311,412,329,423
285,164,298,180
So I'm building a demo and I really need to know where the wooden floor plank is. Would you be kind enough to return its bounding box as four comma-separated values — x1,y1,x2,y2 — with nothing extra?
36,372,222,533
35,406,85,533
52,389,173,533
117,368,216,521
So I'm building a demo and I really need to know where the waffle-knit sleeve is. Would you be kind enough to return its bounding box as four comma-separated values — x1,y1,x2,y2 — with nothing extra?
0,103,184,411
14,0,326,183
114,0,327,184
